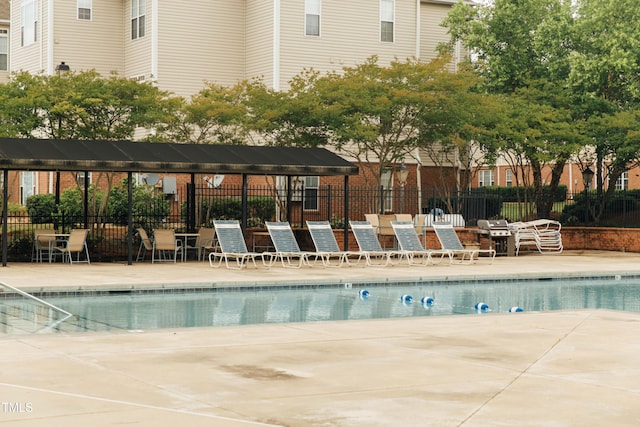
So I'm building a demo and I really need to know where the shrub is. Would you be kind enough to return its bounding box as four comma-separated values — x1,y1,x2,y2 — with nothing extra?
109,179,171,227
26,194,57,224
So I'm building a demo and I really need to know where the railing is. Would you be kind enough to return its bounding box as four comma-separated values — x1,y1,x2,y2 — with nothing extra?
0,281,75,333
4,184,640,262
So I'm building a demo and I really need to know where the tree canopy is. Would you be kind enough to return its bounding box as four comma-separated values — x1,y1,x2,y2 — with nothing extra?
445,0,640,221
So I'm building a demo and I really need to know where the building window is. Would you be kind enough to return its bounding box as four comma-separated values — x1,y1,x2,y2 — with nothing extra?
303,176,319,211
614,170,628,190
305,0,320,36
380,0,394,43
20,172,35,205
78,0,92,20
21,0,38,47
77,171,92,187
0,29,8,71
505,169,513,187
131,0,146,40
478,169,494,187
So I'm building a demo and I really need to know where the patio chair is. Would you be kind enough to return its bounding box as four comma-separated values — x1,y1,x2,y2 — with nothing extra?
51,228,91,264
209,220,270,269
32,229,58,263
136,228,153,262
151,229,183,263
196,227,217,261
377,214,397,249
391,221,453,265
306,221,363,267
364,214,380,234
432,222,495,264
182,227,217,261
265,221,322,268
349,220,407,266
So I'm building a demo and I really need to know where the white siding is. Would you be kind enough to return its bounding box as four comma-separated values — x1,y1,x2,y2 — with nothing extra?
53,0,124,75
278,0,416,90
124,0,152,80
157,0,245,98
11,0,47,74
420,2,454,63
246,0,274,88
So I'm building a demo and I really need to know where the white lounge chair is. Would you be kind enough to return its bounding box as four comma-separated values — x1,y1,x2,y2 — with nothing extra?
432,222,495,264
391,221,453,265
349,220,406,266
209,220,270,269
509,219,563,255
265,221,322,268
306,221,363,267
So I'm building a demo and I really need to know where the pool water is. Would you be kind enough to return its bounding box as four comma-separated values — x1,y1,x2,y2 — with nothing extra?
2,276,640,334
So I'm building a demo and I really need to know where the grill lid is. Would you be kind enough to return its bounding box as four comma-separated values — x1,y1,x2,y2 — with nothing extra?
477,219,511,236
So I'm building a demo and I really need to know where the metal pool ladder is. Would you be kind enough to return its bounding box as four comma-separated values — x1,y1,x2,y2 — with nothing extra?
1,281,75,333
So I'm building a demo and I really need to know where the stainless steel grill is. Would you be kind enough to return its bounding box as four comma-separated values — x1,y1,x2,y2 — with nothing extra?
477,219,511,237
476,220,512,256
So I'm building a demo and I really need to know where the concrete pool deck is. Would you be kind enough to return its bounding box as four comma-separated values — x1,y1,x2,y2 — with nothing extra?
1,250,640,426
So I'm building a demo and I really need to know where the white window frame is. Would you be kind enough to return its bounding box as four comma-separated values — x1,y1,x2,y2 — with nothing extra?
21,0,38,47
478,169,494,187
302,176,319,211
131,0,146,40
380,0,394,43
77,171,92,187
0,29,8,71
20,172,36,205
305,0,321,37
78,0,92,21
614,170,628,191
505,169,513,187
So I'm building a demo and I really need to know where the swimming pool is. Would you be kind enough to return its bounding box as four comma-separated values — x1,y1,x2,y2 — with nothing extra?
2,275,640,334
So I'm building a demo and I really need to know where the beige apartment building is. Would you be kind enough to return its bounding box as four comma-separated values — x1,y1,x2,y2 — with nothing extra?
7,0,460,96
3,0,464,209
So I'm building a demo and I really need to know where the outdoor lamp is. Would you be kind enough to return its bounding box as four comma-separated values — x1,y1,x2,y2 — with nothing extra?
396,163,409,186
396,163,409,214
55,61,70,76
582,166,594,190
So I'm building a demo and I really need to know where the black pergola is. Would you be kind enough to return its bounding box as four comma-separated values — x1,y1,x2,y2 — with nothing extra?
0,138,358,265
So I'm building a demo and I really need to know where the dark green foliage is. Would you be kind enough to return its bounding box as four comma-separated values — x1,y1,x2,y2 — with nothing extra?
26,194,57,224
189,196,276,227
109,180,171,228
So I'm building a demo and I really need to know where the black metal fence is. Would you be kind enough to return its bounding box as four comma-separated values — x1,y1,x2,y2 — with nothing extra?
5,183,640,262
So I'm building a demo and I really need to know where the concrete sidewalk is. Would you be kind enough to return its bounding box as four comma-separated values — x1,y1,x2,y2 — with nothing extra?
1,251,640,426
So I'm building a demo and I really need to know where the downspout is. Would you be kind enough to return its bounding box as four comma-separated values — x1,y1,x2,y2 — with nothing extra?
2,169,7,266
414,147,422,214
415,0,420,59
47,0,53,74
151,0,158,81
273,0,280,91
127,171,133,265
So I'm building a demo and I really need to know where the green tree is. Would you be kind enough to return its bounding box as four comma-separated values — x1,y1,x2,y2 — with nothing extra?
568,0,640,222
445,0,582,218
0,69,180,227
277,56,484,191
159,80,253,144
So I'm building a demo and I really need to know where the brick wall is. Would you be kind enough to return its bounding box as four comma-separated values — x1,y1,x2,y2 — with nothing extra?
313,227,640,253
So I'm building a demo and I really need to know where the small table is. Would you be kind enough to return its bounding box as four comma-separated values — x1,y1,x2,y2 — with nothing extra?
41,233,70,263
175,232,200,261
251,231,273,252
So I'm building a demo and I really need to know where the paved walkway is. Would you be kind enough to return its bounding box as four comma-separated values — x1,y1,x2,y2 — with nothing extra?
1,251,640,426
